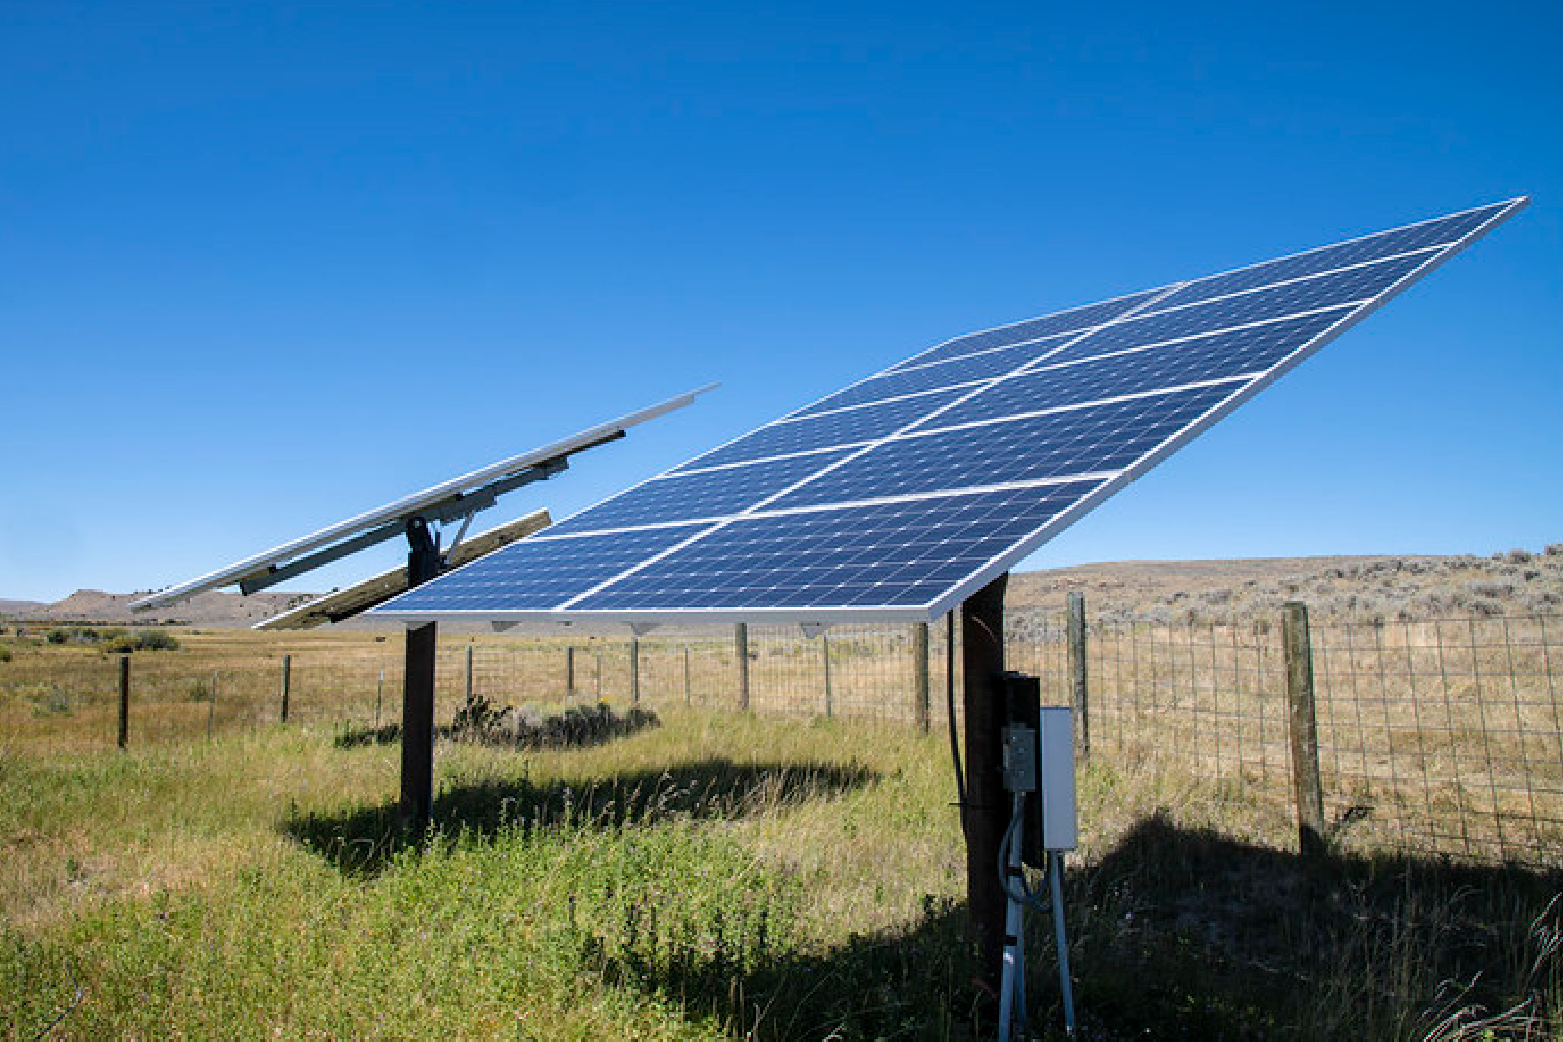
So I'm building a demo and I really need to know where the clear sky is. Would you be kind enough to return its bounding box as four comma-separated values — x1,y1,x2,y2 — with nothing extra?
2,1,1559,604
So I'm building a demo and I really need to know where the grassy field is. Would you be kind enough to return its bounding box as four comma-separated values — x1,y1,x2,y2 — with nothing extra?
3,702,1560,1040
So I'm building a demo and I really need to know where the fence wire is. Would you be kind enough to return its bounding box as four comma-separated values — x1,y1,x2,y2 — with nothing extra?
4,610,1560,869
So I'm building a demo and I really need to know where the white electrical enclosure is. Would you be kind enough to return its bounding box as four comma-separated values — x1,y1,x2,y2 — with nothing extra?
1038,706,1078,851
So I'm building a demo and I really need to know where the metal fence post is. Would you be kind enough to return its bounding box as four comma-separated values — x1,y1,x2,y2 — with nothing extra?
630,637,641,705
1283,601,1327,856
117,654,130,749
735,623,751,711
913,622,931,733
280,654,292,724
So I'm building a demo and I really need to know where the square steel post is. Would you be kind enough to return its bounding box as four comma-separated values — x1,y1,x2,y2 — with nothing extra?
962,572,1009,994
399,518,442,831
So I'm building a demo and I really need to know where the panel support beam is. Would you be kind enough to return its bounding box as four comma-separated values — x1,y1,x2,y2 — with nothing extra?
961,571,1009,995
399,517,442,831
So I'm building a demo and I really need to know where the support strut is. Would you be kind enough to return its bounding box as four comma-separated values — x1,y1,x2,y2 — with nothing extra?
961,572,1010,994
399,517,442,830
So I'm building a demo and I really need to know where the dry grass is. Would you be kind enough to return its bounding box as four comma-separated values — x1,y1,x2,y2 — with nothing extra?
3,699,1561,1039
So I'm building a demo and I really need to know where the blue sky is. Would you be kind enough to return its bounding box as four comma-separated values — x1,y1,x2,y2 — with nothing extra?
2,1,1558,603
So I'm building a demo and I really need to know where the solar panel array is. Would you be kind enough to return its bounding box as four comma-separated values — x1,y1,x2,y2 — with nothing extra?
374,199,1525,624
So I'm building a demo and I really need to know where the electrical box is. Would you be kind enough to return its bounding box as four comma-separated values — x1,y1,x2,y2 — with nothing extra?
1037,706,1078,851
1001,671,1079,859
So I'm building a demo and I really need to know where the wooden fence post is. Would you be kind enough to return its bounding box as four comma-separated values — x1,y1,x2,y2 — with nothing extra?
822,632,833,719
464,644,474,704
566,646,576,697
913,622,931,733
1067,591,1090,760
279,654,292,724
630,637,641,705
683,644,692,706
208,669,217,742
735,623,751,711
1283,601,1327,856
117,654,130,749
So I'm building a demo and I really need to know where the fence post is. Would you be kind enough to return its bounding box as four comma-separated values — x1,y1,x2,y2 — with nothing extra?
376,669,384,730
566,646,576,697
683,644,692,706
1068,592,1090,760
596,646,603,699
630,637,641,705
1283,601,1327,856
464,644,474,704
280,654,292,724
735,623,751,711
117,654,130,749
822,632,833,719
208,669,217,742
913,622,931,733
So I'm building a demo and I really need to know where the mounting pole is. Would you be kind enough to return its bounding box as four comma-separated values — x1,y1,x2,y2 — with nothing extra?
400,517,442,831
962,571,1009,995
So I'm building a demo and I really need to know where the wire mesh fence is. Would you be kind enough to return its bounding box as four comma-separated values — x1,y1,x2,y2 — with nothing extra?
3,607,1559,869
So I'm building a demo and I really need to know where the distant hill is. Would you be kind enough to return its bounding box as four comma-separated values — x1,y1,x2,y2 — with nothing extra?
0,589,314,628
1007,547,1563,627
5,544,1559,633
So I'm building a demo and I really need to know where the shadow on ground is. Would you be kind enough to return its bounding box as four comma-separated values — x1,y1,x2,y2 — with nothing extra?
286,755,879,877
287,744,1560,1040
603,812,1562,1040
332,700,660,750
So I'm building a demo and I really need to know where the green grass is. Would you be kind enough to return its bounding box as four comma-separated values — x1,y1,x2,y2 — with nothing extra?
3,708,1560,1039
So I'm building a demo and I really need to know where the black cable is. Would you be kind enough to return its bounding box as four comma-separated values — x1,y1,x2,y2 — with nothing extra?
945,612,966,830
30,954,82,1042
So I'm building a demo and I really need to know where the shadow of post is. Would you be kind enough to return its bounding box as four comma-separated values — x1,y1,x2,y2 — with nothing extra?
285,756,879,877
288,774,1561,1040
597,812,1562,1040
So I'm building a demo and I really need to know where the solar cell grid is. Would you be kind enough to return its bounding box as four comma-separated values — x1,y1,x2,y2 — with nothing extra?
770,382,1237,510
929,315,1334,429
1068,251,1431,360
373,198,1524,624
566,482,1104,611
548,449,855,535
392,524,707,612
1032,306,1352,381
1155,202,1509,311
886,291,1158,372
792,336,1067,417
671,388,968,473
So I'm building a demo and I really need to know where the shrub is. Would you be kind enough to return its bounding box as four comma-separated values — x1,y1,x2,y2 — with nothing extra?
46,628,71,645
136,629,180,651
0,644,11,663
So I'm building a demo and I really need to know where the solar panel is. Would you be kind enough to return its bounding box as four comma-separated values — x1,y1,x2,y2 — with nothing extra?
373,198,1527,626
132,385,716,610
